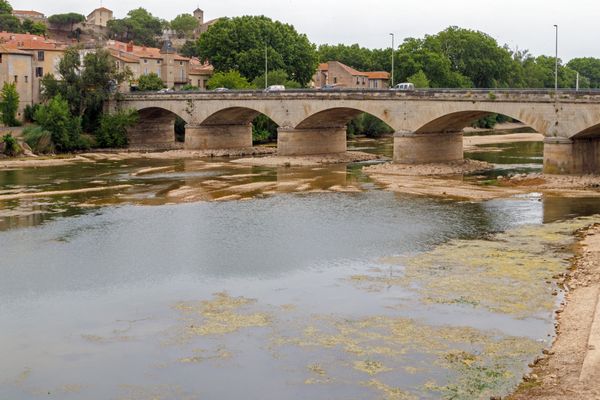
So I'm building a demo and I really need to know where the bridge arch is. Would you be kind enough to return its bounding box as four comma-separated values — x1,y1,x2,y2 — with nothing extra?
294,107,393,130
127,107,188,148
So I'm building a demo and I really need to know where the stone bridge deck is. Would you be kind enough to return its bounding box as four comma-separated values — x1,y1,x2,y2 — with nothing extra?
112,89,600,174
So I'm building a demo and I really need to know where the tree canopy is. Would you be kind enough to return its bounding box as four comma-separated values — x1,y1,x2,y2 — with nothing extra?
0,0,12,14
170,14,198,38
138,73,164,91
108,8,165,47
207,70,251,90
567,58,600,88
197,16,317,86
48,13,85,32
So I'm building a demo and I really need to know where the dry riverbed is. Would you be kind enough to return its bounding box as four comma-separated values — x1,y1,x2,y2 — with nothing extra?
509,224,600,399
232,151,382,167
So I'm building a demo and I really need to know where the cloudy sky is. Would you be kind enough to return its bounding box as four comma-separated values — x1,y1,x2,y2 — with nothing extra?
11,0,600,61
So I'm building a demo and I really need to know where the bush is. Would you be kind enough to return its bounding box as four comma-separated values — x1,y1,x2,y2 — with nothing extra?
0,82,20,127
175,116,186,142
2,133,21,156
22,125,54,154
347,113,394,138
34,95,83,152
95,109,138,148
252,114,278,143
138,73,164,91
24,104,40,123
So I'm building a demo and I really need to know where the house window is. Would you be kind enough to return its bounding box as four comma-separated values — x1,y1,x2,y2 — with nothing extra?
356,77,359,85
333,77,337,84
179,61,183,66
37,51,44,61
144,59,148,64
24,76,28,83
35,67,43,77
157,60,161,64
14,75,17,83
0,54,3,63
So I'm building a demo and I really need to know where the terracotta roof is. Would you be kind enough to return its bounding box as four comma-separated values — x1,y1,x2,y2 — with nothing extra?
0,32,65,50
109,49,139,63
335,62,367,77
318,63,329,71
365,71,390,80
106,40,189,62
0,44,32,56
12,10,45,17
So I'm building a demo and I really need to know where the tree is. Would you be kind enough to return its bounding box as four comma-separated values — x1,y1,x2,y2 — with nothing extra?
567,58,600,88
95,109,138,148
108,8,163,47
170,14,198,38
138,73,164,91
42,47,83,115
34,95,82,152
198,16,317,86
48,13,85,33
207,71,252,90
0,82,19,126
0,0,12,14
180,40,200,58
251,69,301,89
0,14,21,32
407,70,430,88
347,114,393,138
2,133,20,156
22,19,47,35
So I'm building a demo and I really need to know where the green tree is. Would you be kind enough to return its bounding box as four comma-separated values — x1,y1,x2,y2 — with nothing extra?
0,0,12,14
567,58,600,88
48,13,85,33
95,109,138,148
138,73,164,91
0,82,19,126
207,70,252,90
22,19,47,35
347,114,393,138
42,47,83,115
407,70,430,88
252,115,278,143
251,69,301,89
180,40,200,58
0,14,21,32
170,14,198,38
198,16,317,86
34,95,83,152
2,133,20,156
108,8,163,47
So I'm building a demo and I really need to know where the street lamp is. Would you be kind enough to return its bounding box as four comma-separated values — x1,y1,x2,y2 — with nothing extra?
265,45,268,89
554,24,558,95
389,33,395,88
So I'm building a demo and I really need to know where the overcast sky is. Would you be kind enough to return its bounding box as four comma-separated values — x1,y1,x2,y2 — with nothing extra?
11,0,600,61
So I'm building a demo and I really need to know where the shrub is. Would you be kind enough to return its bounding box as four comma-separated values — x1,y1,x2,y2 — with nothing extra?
95,109,138,148
34,95,83,152
0,82,20,126
175,116,186,142
23,126,54,153
24,104,39,123
138,73,164,91
2,133,21,156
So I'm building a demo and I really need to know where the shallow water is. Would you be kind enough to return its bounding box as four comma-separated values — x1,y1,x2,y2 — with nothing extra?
1,139,600,399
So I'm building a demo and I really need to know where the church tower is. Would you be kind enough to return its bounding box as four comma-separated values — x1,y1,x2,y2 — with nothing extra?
193,7,204,26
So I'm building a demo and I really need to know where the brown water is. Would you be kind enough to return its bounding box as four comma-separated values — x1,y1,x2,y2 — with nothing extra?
1,139,600,399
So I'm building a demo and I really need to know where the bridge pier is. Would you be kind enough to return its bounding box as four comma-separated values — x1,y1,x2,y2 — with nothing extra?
544,137,600,174
185,124,253,150
277,127,346,156
127,114,175,148
393,131,463,164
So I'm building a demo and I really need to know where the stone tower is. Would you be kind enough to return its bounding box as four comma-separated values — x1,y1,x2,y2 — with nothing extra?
193,8,204,26
160,40,177,89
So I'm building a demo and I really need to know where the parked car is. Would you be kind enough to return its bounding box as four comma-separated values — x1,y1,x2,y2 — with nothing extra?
213,87,230,92
264,85,286,92
320,84,343,90
391,82,415,91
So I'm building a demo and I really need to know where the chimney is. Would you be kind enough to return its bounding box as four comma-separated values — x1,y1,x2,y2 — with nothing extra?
127,41,133,53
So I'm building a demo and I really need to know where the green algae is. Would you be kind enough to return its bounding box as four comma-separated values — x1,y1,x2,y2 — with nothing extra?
352,216,600,318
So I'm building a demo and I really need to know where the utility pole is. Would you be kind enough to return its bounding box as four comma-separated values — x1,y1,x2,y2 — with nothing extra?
389,33,395,88
265,46,268,89
576,71,580,91
554,24,559,95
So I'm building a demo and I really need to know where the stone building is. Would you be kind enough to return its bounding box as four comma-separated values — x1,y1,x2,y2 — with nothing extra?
313,61,390,89
188,57,213,90
0,33,66,116
86,7,113,28
11,10,46,24
193,7,220,37
106,40,197,91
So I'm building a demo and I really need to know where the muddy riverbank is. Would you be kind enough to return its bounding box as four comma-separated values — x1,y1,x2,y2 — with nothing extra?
509,224,600,399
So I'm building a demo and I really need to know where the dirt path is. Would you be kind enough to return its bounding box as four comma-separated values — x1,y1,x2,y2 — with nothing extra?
509,225,600,400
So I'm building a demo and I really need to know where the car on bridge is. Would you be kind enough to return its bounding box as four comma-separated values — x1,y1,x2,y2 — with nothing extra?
264,85,286,92
391,82,415,91
319,84,343,90
212,87,231,92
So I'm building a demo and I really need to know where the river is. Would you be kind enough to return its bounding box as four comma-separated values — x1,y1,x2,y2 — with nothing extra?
1,137,600,399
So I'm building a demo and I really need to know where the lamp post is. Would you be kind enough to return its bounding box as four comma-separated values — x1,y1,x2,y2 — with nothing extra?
554,24,558,95
265,45,268,89
389,33,395,88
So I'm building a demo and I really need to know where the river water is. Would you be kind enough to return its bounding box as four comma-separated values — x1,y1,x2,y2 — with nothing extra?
1,138,600,399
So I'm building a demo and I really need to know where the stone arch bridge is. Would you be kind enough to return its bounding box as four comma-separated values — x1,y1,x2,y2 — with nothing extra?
109,89,600,174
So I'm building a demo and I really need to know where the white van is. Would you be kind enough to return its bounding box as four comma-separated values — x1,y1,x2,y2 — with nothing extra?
264,85,286,92
392,82,415,91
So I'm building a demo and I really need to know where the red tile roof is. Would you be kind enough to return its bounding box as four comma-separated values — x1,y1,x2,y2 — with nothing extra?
12,10,44,17
365,71,390,80
0,44,32,56
106,40,189,62
0,32,65,51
